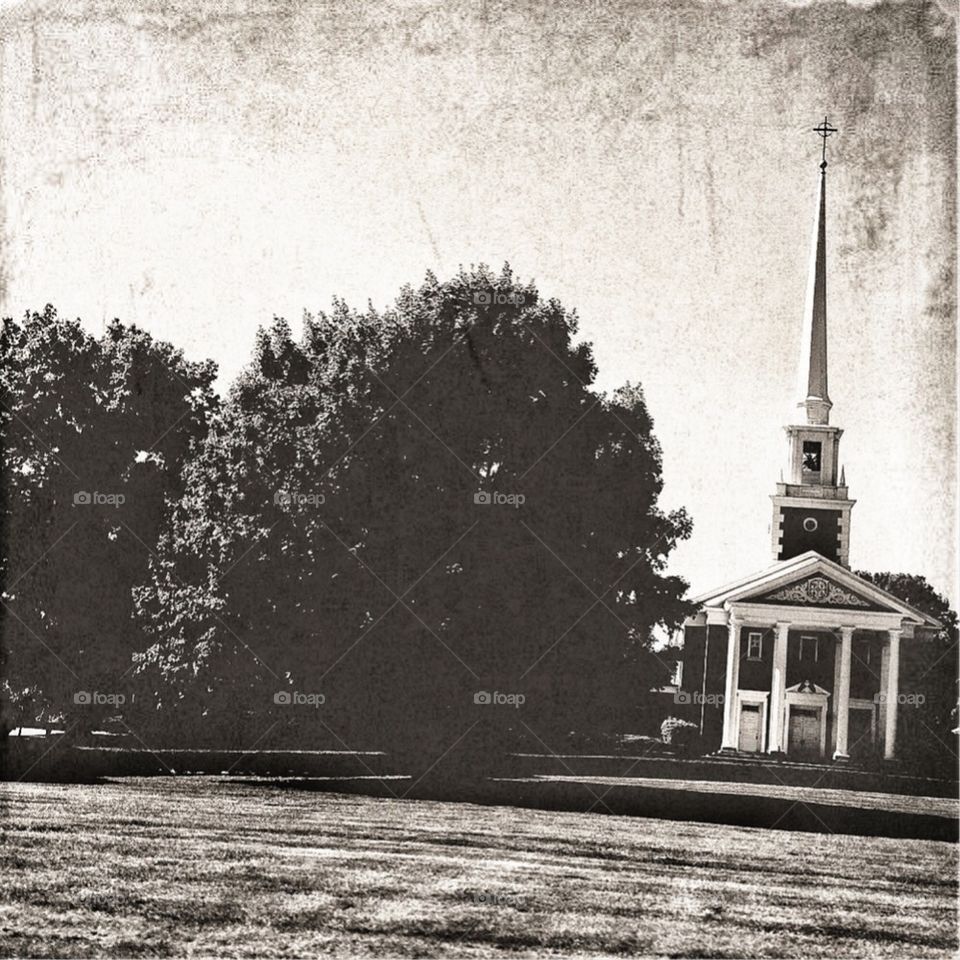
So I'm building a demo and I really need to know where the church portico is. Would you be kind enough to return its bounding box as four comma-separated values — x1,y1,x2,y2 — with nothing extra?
711,597,912,760
683,548,934,761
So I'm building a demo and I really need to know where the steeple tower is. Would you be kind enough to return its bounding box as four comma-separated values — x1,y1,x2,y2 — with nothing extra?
798,145,831,425
771,118,855,567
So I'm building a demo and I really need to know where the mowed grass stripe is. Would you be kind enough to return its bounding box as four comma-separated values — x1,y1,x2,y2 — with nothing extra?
0,777,956,958
524,775,960,818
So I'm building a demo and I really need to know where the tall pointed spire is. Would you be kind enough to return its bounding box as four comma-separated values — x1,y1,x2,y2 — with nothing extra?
772,118,854,568
797,118,837,426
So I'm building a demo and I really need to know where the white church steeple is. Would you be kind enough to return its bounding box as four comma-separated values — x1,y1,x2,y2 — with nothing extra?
771,118,855,567
797,118,835,426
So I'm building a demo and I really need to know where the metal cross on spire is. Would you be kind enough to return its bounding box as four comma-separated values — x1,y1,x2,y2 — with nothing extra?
813,116,838,168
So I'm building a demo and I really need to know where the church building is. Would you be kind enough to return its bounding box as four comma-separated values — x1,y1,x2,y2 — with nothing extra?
679,123,940,762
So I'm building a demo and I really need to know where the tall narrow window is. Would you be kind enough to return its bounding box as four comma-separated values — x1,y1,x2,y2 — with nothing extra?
799,635,819,662
746,632,763,660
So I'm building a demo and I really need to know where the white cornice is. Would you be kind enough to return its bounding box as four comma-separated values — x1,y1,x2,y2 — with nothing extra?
729,601,909,631
783,424,844,437
689,550,939,628
770,495,856,510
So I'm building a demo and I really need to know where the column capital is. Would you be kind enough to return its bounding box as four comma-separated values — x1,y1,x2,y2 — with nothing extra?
888,627,902,641
775,620,792,630
839,625,856,638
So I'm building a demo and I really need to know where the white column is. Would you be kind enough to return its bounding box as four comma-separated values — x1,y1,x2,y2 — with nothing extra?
833,626,854,760
768,622,789,753
883,628,901,760
879,643,889,754
720,617,741,751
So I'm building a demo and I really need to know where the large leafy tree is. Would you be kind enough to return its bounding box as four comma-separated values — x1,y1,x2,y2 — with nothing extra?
856,570,958,775
1,307,218,737
134,267,694,764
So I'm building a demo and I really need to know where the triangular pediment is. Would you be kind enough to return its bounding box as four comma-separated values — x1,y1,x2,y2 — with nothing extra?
786,681,830,696
751,574,878,610
691,551,940,626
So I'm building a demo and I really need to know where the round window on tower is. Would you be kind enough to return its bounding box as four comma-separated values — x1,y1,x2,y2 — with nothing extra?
803,517,819,533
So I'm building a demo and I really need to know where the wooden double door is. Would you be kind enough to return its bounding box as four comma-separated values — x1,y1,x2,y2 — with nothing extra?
788,707,821,757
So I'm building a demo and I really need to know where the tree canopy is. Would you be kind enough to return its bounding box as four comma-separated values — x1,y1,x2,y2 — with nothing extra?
1,306,218,734
132,266,694,757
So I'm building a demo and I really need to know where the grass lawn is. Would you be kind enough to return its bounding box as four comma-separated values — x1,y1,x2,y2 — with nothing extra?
1,777,956,958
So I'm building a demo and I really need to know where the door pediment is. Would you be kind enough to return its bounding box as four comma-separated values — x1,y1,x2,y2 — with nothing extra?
786,681,830,697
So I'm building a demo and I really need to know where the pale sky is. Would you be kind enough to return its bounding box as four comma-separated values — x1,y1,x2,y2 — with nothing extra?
0,0,955,605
